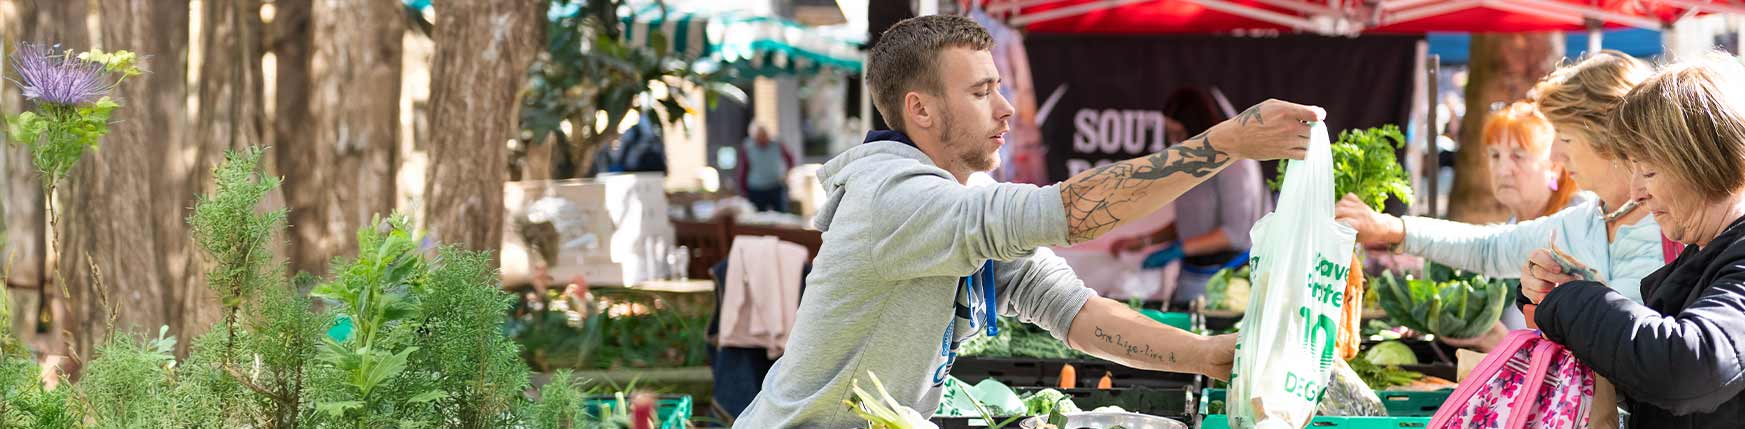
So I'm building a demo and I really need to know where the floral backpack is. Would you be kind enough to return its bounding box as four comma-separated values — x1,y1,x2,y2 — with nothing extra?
1429,330,1595,428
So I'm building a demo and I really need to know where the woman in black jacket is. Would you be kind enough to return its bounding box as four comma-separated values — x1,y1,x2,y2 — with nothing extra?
1522,57,1745,428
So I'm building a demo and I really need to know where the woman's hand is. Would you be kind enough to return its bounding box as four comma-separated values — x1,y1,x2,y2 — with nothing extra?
1522,248,1582,304
1335,193,1406,247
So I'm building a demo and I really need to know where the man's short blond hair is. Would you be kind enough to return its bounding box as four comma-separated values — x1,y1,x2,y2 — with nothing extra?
866,15,992,133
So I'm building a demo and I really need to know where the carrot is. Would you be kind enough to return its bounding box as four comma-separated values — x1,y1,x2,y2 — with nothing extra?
1337,254,1365,361
1097,372,1113,390
1059,364,1077,389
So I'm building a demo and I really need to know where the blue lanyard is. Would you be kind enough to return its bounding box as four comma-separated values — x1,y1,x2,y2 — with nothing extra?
972,260,998,337
941,260,1001,357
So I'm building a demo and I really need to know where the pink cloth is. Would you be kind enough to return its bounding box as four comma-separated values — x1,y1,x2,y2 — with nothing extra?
719,235,807,358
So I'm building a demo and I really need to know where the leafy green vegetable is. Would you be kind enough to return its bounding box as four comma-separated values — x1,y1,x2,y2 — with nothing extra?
843,372,940,429
1205,265,1252,311
1022,388,1081,417
960,317,1094,360
1373,263,1512,339
1272,125,1415,211
1348,357,1424,391
1363,341,1419,366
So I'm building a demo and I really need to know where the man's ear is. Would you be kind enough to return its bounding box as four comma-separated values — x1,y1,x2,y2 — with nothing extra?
905,91,934,130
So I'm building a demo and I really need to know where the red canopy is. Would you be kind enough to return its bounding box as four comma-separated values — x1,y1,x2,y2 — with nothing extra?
978,0,1735,35
995,0,1305,34
1365,0,1695,34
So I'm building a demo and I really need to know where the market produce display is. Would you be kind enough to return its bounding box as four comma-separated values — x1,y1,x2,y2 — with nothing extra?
1203,265,1252,312
1373,263,1512,339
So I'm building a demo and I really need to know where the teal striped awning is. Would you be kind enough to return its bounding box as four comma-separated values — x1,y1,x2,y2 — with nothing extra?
617,4,715,60
612,3,863,76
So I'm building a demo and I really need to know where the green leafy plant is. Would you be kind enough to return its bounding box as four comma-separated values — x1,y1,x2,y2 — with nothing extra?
529,370,586,429
1347,356,1423,391
508,288,709,371
0,144,679,428
1373,263,1511,339
0,282,81,429
1271,125,1415,211
5,42,145,336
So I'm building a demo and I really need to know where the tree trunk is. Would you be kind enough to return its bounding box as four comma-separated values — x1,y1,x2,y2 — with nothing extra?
286,0,403,278
423,0,542,256
271,0,313,276
1448,33,1562,223
68,0,191,362
5,0,90,356
183,0,268,344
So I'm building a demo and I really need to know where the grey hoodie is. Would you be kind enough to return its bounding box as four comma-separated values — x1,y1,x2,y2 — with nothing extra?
733,140,1096,428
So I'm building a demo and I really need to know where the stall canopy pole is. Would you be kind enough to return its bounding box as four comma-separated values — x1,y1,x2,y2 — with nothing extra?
861,52,873,134
1588,19,1603,54
1427,53,1441,218
921,0,939,16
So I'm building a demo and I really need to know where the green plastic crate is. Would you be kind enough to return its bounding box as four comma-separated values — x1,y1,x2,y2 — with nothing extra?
1377,389,1451,417
582,394,692,429
1200,414,1429,428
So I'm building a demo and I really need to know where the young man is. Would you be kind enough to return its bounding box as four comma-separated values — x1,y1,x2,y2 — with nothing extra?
734,15,1323,428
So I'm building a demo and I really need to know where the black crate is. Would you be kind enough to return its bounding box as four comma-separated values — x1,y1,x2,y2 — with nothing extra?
950,357,1051,388
1040,358,1204,390
1020,387,1197,419
952,356,1203,390
1400,363,1457,381
933,416,1025,429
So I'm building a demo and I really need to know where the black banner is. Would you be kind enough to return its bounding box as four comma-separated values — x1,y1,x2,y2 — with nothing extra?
1025,34,1422,182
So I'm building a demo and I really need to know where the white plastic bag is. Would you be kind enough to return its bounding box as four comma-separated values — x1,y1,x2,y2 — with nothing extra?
1227,123,1357,429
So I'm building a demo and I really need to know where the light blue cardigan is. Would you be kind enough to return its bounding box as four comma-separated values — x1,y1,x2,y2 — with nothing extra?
1401,199,1664,303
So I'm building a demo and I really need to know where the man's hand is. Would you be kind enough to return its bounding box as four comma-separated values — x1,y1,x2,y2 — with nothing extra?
1197,334,1238,381
1205,99,1326,161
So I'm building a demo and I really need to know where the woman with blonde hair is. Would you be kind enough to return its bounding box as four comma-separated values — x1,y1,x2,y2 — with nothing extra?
1524,55,1745,427
1337,51,1667,351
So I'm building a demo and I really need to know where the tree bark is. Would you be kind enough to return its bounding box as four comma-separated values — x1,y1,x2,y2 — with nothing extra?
1448,33,1563,223
271,0,313,279
423,0,542,257
182,0,268,344
284,0,403,279
66,0,191,361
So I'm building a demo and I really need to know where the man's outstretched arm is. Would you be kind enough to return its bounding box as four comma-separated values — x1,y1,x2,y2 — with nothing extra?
1060,99,1322,243
1065,297,1238,379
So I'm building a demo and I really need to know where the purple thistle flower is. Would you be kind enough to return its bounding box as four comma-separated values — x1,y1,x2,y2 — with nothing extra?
10,43,113,107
